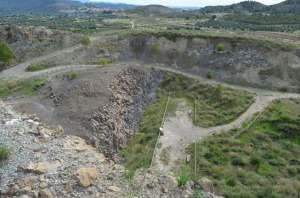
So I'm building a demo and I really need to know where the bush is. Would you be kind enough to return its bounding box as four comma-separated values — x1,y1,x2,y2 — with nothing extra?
231,156,246,166
26,60,56,72
150,42,160,53
81,35,91,46
99,58,109,65
177,171,192,186
226,179,236,187
250,156,261,167
0,42,14,64
0,145,10,162
207,70,213,79
70,71,78,79
278,86,289,92
123,169,135,181
216,43,225,51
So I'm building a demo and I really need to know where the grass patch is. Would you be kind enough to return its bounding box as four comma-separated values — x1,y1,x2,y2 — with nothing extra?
0,144,10,166
0,77,45,98
70,71,78,79
120,70,253,172
159,72,254,128
99,58,110,65
184,98,300,197
26,60,56,72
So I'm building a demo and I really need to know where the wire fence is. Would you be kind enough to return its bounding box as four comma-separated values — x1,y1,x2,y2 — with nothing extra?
150,93,171,169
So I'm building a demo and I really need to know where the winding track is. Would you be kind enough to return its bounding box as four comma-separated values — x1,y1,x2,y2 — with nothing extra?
1,43,300,173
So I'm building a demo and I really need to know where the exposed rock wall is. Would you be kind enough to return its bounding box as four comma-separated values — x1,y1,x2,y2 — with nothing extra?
0,26,81,65
123,34,300,91
88,67,164,159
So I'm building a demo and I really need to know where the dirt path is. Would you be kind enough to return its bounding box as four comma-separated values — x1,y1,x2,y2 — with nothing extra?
0,36,102,79
153,93,300,173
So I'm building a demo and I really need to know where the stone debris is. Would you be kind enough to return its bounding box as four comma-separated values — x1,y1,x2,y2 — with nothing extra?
76,167,100,187
199,177,215,193
107,186,120,192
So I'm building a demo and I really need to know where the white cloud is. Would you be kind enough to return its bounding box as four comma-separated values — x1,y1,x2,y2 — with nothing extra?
89,0,285,7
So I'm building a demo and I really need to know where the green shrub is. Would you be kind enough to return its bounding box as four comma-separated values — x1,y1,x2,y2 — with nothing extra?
26,60,56,72
0,41,14,64
278,86,289,92
70,71,78,79
99,58,109,65
123,169,135,181
177,171,192,186
207,70,213,79
231,156,246,166
81,35,91,46
216,43,225,51
194,190,204,198
0,145,10,162
226,179,236,187
250,156,261,167
149,42,160,53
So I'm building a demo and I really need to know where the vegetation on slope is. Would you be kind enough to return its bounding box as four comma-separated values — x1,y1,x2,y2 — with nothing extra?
26,60,56,72
120,70,253,172
0,41,14,66
0,77,45,98
185,98,300,197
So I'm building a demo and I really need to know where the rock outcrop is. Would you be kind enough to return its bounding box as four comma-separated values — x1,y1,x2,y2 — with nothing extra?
0,26,81,66
89,67,164,159
0,101,125,198
125,34,300,91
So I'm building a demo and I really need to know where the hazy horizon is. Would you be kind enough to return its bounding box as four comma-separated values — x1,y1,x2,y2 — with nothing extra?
87,0,285,7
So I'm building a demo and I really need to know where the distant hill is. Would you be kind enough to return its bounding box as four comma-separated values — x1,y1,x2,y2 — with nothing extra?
126,5,174,15
269,0,300,14
0,0,83,13
201,1,266,13
201,0,300,14
94,2,136,10
0,0,137,14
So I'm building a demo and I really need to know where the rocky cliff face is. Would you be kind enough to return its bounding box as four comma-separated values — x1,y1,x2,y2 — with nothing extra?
88,67,164,159
46,33,300,91
123,34,300,91
0,26,81,64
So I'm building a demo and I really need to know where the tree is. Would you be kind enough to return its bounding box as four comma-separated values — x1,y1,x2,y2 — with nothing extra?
0,42,14,64
81,35,91,46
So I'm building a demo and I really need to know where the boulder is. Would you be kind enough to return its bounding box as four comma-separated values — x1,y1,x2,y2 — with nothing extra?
39,188,53,198
199,177,214,193
25,161,62,174
76,167,100,187
107,186,120,192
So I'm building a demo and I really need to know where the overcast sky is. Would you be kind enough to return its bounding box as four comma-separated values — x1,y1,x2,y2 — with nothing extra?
89,0,284,7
